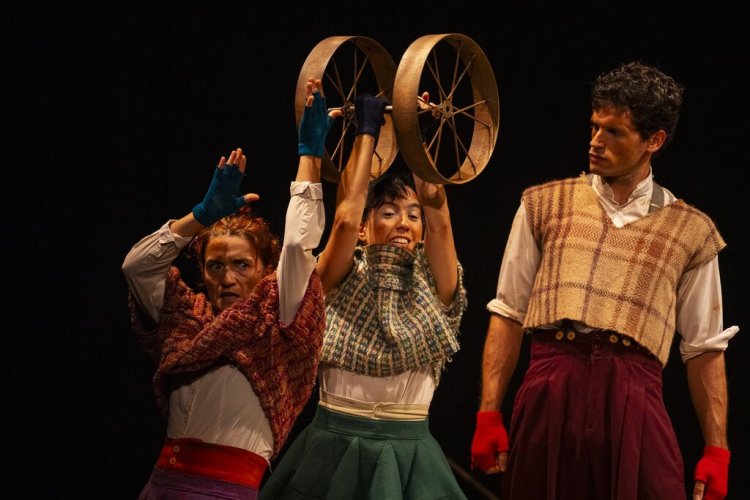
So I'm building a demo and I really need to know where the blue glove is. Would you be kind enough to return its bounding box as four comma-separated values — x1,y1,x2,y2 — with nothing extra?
191,163,246,226
355,93,387,141
298,91,335,157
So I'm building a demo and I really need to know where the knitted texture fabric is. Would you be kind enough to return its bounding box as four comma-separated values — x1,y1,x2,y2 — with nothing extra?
321,243,466,383
522,175,725,366
129,267,325,459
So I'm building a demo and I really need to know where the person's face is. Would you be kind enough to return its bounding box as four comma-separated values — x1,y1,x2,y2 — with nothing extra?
588,106,663,183
203,235,269,313
360,187,423,252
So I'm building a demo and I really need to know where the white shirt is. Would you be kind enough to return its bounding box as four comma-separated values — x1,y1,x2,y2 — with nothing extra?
122,181,324,460
319,365,436,409
486,172,738,362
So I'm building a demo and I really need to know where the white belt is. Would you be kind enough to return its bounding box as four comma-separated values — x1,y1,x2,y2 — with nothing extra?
318,390,429,421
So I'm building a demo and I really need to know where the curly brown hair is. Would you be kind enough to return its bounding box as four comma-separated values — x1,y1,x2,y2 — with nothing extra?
188,205,281,278
591,61,684,148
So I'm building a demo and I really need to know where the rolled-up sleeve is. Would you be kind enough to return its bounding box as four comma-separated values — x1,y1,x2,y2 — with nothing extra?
122,221,194,321
676,256,739,362
278,181,325,325
486,204,540,325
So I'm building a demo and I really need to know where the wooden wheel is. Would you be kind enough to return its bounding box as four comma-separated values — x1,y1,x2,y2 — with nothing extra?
295,36,398,183
392,34,499,184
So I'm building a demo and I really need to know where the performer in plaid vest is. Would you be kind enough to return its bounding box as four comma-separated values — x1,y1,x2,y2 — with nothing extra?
471,62,738,499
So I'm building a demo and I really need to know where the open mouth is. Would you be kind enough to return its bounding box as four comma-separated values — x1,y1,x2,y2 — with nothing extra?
390,237,410,248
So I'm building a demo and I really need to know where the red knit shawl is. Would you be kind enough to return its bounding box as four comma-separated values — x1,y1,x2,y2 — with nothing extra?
129,267,325,458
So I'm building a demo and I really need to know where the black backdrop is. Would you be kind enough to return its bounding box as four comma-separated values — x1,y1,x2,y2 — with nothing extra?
5,1,748,498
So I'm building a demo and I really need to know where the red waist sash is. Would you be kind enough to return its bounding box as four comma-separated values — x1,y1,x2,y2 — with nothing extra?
156,437,267,488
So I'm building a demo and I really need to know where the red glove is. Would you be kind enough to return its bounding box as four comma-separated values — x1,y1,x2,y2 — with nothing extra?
694,446,730,500
470,411,508,471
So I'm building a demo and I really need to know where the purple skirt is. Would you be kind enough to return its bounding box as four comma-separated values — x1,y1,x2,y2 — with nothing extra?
139,467,258,500
503,330,686,500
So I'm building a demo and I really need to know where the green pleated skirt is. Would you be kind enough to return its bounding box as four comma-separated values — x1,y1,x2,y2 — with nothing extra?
260,407,467,500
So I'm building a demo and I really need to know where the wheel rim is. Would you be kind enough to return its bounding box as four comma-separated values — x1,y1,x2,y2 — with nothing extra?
392,34,499,184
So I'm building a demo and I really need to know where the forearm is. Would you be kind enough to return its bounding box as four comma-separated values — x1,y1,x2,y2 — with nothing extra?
169,212,205,238
419,181,451,232
479,314,524,411
296,155,322,183
423,225,458,305
418,180,458,304
317,134,375,292
687,351,729,448
336,134,375,217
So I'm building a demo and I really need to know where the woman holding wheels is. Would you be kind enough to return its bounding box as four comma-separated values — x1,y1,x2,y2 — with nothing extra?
261,92,468,499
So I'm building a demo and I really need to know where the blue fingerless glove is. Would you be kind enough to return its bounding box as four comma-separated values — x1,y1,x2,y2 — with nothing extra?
191,163,246,226
298,91,335,157
355,93,387,141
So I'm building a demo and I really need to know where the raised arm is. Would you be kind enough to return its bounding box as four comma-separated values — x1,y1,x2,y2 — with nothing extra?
414,176,458,305
316,94,387,292
413,91,458,304
278,78,340,323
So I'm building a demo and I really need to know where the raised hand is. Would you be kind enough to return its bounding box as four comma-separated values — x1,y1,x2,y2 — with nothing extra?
298,78,340,158
192,148,257,227
354,93,388,142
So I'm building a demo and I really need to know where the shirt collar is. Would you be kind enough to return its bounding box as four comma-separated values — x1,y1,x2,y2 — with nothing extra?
591,167,653,207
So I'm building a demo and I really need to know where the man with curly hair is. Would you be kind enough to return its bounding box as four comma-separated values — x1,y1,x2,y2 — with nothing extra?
471,62,737,499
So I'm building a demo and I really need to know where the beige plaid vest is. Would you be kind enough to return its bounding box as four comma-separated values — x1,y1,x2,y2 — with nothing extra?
523,175,725,366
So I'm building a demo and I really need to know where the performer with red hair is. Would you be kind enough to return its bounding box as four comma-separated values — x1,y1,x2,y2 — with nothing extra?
123,78,338,499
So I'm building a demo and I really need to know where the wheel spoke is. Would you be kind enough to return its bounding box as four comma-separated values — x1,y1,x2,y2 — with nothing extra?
446,53,475,102
450,115,461,177
345,47,372,103
431,117,447,166
327,58,346,105
426,52,449,103
352,47,358,101
455,99,492,129
445,116,477,178
450,43,462,99
332,118,354,172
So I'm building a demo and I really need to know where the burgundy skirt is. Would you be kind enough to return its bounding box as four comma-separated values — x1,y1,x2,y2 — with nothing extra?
503,329,686,500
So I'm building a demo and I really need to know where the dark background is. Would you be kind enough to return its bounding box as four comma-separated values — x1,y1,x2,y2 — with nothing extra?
5,1,748,498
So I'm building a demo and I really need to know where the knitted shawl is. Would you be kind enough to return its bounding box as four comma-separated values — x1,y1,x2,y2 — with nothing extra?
522,175,725,365
129,267,325,459
321,243,466,383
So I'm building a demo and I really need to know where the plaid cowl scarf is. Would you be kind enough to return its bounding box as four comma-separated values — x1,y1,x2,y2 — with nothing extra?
321,243,466,383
